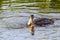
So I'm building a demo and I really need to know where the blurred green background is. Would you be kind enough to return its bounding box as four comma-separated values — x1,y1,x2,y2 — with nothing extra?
0,0,60,10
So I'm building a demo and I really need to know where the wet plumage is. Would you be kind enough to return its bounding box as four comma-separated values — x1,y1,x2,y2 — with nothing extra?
33,18,54,26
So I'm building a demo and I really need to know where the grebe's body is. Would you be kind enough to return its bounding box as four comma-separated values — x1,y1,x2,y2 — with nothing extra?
33,18,54,26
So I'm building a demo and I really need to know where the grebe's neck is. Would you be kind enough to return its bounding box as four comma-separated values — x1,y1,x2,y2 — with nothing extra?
27,17,33,25
30,16,34,23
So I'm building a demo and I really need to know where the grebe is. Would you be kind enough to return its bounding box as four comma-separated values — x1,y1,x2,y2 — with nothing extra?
27,15,54,27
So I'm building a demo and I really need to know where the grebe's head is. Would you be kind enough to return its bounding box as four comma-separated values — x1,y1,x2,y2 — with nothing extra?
30,15,34,19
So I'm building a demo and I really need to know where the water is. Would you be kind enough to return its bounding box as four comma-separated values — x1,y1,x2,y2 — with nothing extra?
0,1,60,40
